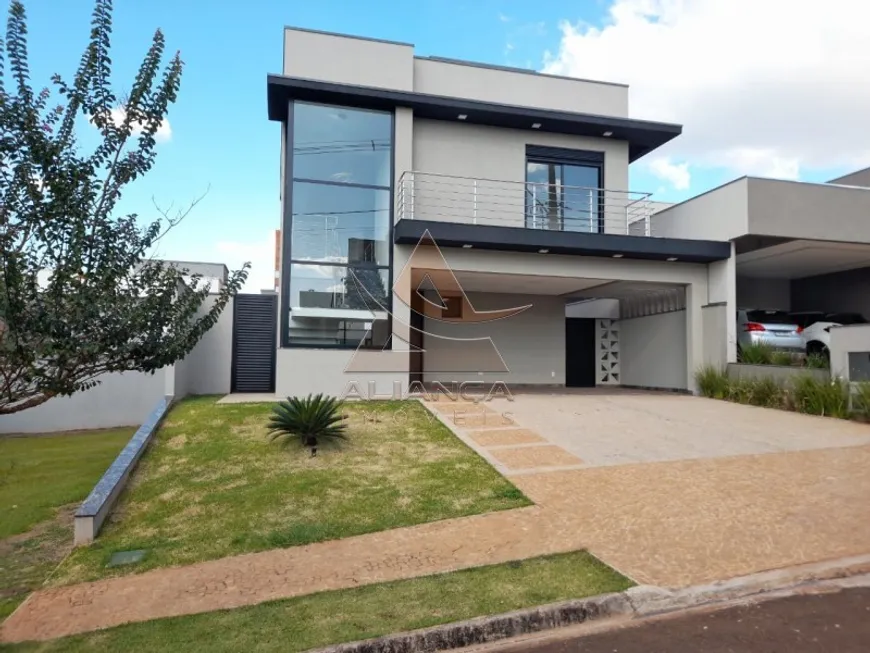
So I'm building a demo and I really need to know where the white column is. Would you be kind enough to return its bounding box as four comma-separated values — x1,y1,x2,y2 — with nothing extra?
685,279,706,394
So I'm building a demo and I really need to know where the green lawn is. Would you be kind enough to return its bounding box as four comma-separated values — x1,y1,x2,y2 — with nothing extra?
0,429,132,621
7,551,632,653
52,397,530,586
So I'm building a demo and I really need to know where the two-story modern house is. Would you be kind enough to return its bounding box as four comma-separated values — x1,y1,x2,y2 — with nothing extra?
251,26,870,399
259,26,734,398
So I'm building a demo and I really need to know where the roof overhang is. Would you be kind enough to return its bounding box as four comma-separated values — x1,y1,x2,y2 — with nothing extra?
267,74,682,162
394,219,731,264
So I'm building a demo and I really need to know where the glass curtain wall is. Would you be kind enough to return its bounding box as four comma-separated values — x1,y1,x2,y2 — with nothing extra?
286,101,392,347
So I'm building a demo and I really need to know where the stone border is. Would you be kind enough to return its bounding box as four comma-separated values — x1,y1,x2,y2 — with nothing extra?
73,396,173,545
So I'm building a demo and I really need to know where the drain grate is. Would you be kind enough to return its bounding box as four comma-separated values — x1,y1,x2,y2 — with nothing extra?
107,549,147,567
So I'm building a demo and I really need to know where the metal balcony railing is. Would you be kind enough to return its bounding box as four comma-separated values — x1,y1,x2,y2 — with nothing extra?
396,171,655,237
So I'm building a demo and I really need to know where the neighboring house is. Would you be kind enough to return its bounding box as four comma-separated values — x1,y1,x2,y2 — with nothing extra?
650,177,870,365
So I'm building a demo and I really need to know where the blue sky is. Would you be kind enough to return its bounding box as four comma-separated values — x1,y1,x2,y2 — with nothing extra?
19,0,864,291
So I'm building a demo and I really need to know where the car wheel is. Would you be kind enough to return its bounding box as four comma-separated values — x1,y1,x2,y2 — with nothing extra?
807,341,830,361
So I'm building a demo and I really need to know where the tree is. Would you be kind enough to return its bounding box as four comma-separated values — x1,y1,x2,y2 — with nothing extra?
0,0,249,414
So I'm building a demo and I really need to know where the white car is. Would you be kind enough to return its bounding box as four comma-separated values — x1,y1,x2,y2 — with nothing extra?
799,312,868,358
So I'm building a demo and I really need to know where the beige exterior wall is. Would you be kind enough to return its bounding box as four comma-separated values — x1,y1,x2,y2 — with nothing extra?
827,167,870,188
747,178,870,244
652,178,750,241
274,349,408,398
702,304,728,369
283,29,414,90
829,324,870,381
422,293,565,385
652,176,870,245
409,118,630,233
412,58,628,117
281,29,629,120
619,310,688,390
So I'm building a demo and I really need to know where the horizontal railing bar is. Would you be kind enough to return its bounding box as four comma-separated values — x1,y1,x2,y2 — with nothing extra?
397,170,649,198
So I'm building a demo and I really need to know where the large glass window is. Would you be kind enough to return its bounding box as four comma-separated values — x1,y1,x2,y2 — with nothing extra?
526,160,602,233
292,102,392,187
291,182,390,266
288,264,389,312
285,102,393,348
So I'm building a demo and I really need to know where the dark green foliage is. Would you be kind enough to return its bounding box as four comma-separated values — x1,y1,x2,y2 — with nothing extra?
695,366,730,399
769,350,796,366
790,375,850,418
0,1,248,413
850,382,870,417
696,366,858,419
804,352,830,369
268,394,348,456
738,343,774,365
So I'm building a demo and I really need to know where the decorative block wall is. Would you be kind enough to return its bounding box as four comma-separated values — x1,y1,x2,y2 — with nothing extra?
597,319,620,385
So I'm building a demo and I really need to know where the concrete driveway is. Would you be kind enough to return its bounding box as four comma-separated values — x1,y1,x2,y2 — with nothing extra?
499,388,870,469
432,389,870,587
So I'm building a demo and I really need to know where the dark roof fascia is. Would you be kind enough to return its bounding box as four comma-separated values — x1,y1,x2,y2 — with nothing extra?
267,74,682,162
393,219,731,264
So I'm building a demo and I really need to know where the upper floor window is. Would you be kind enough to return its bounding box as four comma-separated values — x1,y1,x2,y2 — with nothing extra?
525,146,603,233
292,102,392,188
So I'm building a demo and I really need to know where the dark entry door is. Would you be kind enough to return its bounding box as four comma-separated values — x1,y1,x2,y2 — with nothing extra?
565,318,596,388
231,294,277,393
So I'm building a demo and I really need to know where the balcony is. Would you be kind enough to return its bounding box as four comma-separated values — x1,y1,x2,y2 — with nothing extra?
393,171,732,263
396,171,655,236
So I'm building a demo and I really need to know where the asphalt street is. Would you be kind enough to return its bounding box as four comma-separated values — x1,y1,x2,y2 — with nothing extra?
485,588,870,653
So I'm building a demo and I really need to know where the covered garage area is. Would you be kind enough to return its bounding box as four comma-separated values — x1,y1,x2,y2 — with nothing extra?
408,264,695,393
736,239,870,329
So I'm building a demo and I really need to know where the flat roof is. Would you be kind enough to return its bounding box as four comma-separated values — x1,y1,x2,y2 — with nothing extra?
266,74,681,162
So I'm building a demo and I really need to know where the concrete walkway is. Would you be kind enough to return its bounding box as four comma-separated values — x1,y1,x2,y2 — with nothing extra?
4,396,870,643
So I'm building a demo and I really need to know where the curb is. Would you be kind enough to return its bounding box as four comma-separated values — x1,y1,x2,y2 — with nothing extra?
309,554,870,653
308,593,632,653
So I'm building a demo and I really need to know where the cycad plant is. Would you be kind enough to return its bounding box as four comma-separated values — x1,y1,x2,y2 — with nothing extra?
267,394,348,457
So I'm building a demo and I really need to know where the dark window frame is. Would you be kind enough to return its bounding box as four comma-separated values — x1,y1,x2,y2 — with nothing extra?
288,180,392,267
281,100,395,350
524,145,605,234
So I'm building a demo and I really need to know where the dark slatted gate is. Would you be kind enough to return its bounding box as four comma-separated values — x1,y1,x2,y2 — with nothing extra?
231,294,277,393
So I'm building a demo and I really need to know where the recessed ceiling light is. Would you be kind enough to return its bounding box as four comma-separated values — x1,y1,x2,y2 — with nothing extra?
538,248,549,254
531,123,541,129
612,253,623,258
458,114,467,120
462,244,473,248
603,131,613,137
666,256,678,261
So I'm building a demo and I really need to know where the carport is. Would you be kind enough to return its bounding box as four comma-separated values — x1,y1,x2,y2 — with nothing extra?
736,239,870,324
407,265,695,393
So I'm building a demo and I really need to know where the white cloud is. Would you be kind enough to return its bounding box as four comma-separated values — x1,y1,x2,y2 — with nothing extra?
108,106,172,142
498,12,511,23
647,157,691,190
542,0,870,184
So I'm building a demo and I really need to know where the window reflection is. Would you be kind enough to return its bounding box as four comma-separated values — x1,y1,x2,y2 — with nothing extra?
525,160,602,233
291,182,390,266
292,102,392,188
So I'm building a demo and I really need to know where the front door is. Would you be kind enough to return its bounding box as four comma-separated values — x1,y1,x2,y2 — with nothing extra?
565,318,596,387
